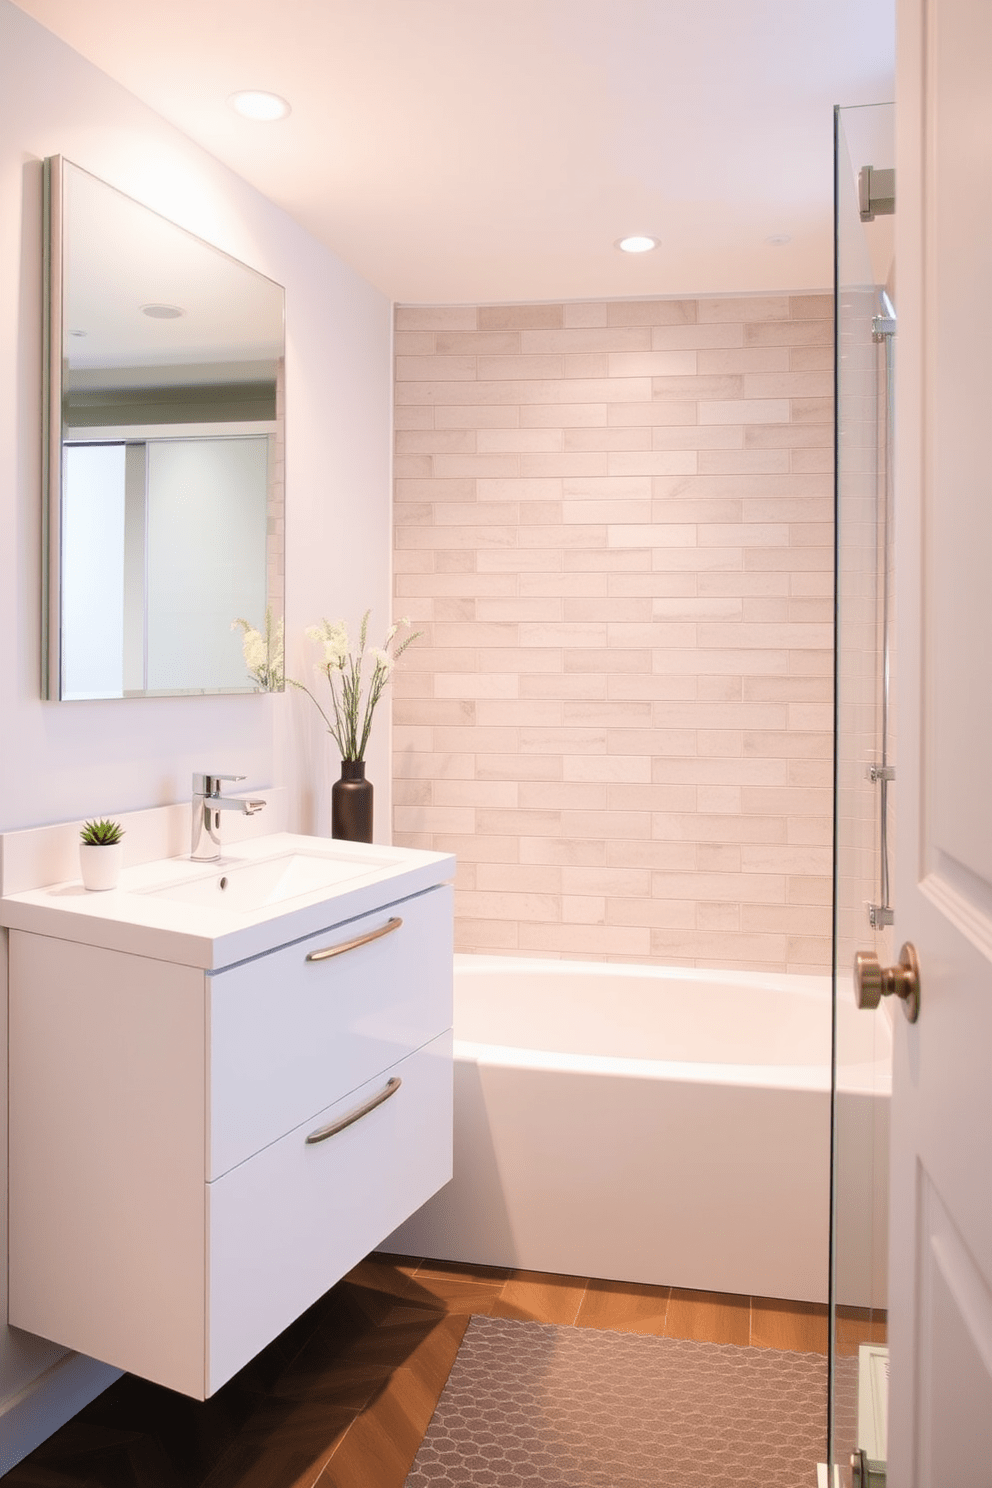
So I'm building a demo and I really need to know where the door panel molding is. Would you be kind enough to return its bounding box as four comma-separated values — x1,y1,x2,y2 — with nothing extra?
921,865,992,961
917,1173,992,1484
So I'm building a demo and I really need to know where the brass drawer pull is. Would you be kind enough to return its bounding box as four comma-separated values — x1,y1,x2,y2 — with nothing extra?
305,916,403,963
305,1076,402,1145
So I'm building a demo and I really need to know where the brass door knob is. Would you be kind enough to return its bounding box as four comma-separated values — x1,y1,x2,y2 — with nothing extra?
854,942,921,1023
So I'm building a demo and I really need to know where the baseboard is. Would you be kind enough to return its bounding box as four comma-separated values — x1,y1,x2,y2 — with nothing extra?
0,1350,121,1475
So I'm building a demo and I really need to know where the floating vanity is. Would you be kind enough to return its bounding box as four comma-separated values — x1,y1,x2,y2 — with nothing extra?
0,826,455,1400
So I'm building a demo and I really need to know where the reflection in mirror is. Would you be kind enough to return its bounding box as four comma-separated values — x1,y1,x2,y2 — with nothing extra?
44,157,286,699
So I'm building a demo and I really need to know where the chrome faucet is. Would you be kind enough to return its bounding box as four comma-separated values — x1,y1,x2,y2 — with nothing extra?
191,773,266,861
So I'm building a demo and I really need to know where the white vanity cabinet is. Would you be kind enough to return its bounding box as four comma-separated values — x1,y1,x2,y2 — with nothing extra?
7,881,454,1400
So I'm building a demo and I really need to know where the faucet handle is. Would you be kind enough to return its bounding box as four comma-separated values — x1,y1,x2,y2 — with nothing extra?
192,772,245,796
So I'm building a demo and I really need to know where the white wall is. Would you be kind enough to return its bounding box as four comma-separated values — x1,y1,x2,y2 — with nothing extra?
0,0,393,1467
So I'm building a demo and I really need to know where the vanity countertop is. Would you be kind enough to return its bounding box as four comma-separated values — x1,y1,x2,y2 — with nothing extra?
0,832,455,970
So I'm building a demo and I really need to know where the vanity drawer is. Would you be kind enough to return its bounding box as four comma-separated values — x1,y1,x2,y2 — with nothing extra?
205,1029,453,1395
207,884,453,1177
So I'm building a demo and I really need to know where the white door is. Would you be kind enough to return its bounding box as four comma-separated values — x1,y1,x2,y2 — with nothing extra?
888,0,992,1481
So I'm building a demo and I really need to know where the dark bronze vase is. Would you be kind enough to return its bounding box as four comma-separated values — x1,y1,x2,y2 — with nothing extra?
332,759,373,842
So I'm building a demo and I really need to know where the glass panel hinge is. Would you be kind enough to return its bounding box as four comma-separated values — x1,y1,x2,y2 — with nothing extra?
869,904,895,929
859,164,895,221
851,1450,887,1488
867,763,895,783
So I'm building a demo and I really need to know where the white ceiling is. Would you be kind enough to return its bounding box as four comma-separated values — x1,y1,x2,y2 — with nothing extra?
14,0,895,304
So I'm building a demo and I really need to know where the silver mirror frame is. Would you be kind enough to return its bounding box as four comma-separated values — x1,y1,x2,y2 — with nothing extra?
42,156,286,701
41,154,61,699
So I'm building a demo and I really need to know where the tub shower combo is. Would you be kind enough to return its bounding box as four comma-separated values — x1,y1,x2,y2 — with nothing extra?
391,101,896,1487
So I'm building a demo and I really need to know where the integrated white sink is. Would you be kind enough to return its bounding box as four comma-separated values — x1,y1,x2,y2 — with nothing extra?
144,849,396,912
0,829,456,970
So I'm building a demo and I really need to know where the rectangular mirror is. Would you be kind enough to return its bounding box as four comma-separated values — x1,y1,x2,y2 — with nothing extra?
43,157,286,699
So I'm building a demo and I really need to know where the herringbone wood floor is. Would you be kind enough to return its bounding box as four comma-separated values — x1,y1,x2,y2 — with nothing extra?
3,1255,884,1487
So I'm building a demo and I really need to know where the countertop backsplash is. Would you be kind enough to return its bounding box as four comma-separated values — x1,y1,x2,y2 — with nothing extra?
0,788,287,898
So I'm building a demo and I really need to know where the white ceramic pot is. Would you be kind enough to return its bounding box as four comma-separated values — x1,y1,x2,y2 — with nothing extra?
79,842,124,891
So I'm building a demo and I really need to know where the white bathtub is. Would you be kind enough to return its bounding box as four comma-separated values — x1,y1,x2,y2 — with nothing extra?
385,955,891,1305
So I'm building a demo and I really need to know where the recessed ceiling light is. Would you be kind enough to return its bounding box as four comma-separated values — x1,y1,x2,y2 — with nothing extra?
616,235,660,254
141,303,185,319
228,90,292,122
765,234,792,247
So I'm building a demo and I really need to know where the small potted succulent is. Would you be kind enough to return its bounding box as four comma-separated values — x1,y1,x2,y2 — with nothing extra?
79,818,125,891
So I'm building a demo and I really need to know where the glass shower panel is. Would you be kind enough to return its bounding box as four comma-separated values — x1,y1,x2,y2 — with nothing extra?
829,101,895,1487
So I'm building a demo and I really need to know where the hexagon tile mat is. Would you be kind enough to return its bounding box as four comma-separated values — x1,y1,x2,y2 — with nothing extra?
404,1314,852,1488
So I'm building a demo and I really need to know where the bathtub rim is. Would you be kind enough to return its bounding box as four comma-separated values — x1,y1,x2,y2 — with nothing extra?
454,951,834,998
452,952,891,1097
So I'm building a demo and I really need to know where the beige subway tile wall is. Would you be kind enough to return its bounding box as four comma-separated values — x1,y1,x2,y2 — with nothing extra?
393,294,834,972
